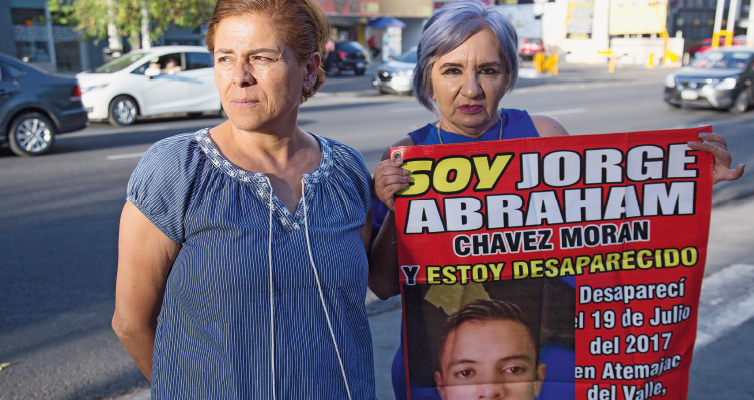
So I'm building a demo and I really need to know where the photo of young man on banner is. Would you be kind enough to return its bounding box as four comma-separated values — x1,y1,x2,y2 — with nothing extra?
389,127,715,400
403,279,575,400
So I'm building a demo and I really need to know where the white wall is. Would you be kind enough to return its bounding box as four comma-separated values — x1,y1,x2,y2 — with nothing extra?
492,4,542,41
560,0,610,63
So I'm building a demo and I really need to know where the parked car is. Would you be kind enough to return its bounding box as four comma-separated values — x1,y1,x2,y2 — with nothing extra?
688,37,742,58
326,41,369,76
373,48,417,95
76,45,220,126
519,38,544,59
664,47,754,113
0,54,87,156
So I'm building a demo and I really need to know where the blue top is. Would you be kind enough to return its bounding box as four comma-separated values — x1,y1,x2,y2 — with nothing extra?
407,108,540,145
127,129,375,399
372,109,547,400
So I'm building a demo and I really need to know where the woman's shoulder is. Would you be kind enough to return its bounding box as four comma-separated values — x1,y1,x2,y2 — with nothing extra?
529,114,570,137
318,135,367,167
502,108,569,137
317,135,371,182
317,135,372,209
140,130,205,169
126,129,207,243
406,124,433,146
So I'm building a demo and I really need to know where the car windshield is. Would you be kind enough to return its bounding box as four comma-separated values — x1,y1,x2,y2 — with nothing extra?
93,52,149,73
691,51,754,69
338,42,366,53
396,50,417,63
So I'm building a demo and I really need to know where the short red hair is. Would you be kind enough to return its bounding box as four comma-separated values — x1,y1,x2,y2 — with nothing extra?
205,0,330,101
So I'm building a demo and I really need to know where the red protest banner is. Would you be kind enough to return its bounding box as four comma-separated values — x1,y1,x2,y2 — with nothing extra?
391,127,713,400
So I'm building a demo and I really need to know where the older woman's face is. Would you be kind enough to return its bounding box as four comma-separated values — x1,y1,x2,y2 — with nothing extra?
430,29,508,137
213,13,314,133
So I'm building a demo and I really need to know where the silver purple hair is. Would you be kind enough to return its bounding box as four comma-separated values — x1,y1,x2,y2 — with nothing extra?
413,0,519,113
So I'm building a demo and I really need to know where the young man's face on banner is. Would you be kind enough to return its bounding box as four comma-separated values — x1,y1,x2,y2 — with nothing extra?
434,319,546,400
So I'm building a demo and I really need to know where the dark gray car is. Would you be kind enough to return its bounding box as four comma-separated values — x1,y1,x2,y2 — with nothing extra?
0,54,88,156
664,47,754,113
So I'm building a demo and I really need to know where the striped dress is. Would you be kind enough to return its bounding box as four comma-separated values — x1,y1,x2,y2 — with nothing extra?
127,128,376,399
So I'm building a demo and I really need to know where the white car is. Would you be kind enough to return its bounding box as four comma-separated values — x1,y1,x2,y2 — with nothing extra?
373,48,417,95
76,46,221,126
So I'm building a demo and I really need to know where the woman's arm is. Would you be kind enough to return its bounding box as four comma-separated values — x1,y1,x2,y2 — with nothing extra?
531,114,569,137
113,201,180,381
368,136,414,300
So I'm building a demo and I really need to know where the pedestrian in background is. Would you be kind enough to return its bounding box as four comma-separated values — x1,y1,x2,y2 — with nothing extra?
324,37,336,75
369,1,745,400
368,35,380,59
112,0,375,398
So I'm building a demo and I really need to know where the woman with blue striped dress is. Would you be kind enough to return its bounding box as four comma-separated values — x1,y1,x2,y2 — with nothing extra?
112,0,376,398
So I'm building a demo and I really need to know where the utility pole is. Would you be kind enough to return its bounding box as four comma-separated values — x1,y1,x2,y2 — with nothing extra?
713,0,725,33
712,0,731,48
726,0,740,45
746,1,754,47
44,3,57,72
141,1,151,49
106,0,123,54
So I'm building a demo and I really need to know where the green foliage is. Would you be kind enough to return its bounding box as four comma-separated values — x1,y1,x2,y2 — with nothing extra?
47,0,215,44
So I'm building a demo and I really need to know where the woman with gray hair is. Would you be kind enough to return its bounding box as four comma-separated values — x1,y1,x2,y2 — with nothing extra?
369,1,743,399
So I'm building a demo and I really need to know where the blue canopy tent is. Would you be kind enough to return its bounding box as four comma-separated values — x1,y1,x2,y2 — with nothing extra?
366,17,406,29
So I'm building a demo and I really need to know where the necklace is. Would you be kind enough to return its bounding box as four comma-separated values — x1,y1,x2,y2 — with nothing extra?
437,109,503,145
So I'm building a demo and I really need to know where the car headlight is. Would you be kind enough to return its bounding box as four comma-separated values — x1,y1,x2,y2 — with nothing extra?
395,70,414,77
715,77,737,90
82,84,108,93
664,74,676,88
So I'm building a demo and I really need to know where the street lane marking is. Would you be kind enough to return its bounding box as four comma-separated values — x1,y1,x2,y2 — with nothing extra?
106,152,145,160
669,115,754,129
695,263,754,349
537,108,587,116
391,106,429,113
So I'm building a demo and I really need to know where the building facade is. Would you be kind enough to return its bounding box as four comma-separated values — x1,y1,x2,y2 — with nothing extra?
0,0,433,73
0,0,107,73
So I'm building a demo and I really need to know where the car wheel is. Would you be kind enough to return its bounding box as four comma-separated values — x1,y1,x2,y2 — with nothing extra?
730,90,750,113
108,95,139,126
8,112,56,156
188,112,203,119
355,69,365,75
666,100,681,109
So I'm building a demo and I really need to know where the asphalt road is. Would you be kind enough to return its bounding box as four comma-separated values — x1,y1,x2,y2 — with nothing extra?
1,63,753,399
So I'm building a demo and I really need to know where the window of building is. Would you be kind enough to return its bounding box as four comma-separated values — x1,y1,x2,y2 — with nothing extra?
11,8,45,25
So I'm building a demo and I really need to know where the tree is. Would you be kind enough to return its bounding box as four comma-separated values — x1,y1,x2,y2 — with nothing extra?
48,0,215,50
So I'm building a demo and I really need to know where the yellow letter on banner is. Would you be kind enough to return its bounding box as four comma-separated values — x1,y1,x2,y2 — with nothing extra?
399,160,433,196
473,154,513,191
434,157,472,194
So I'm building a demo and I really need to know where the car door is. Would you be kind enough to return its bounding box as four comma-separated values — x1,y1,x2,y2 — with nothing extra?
0,61,22,132
139,52,193,115
184,52,220,112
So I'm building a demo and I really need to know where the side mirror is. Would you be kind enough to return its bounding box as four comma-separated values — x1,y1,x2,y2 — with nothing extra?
145,67,161,78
